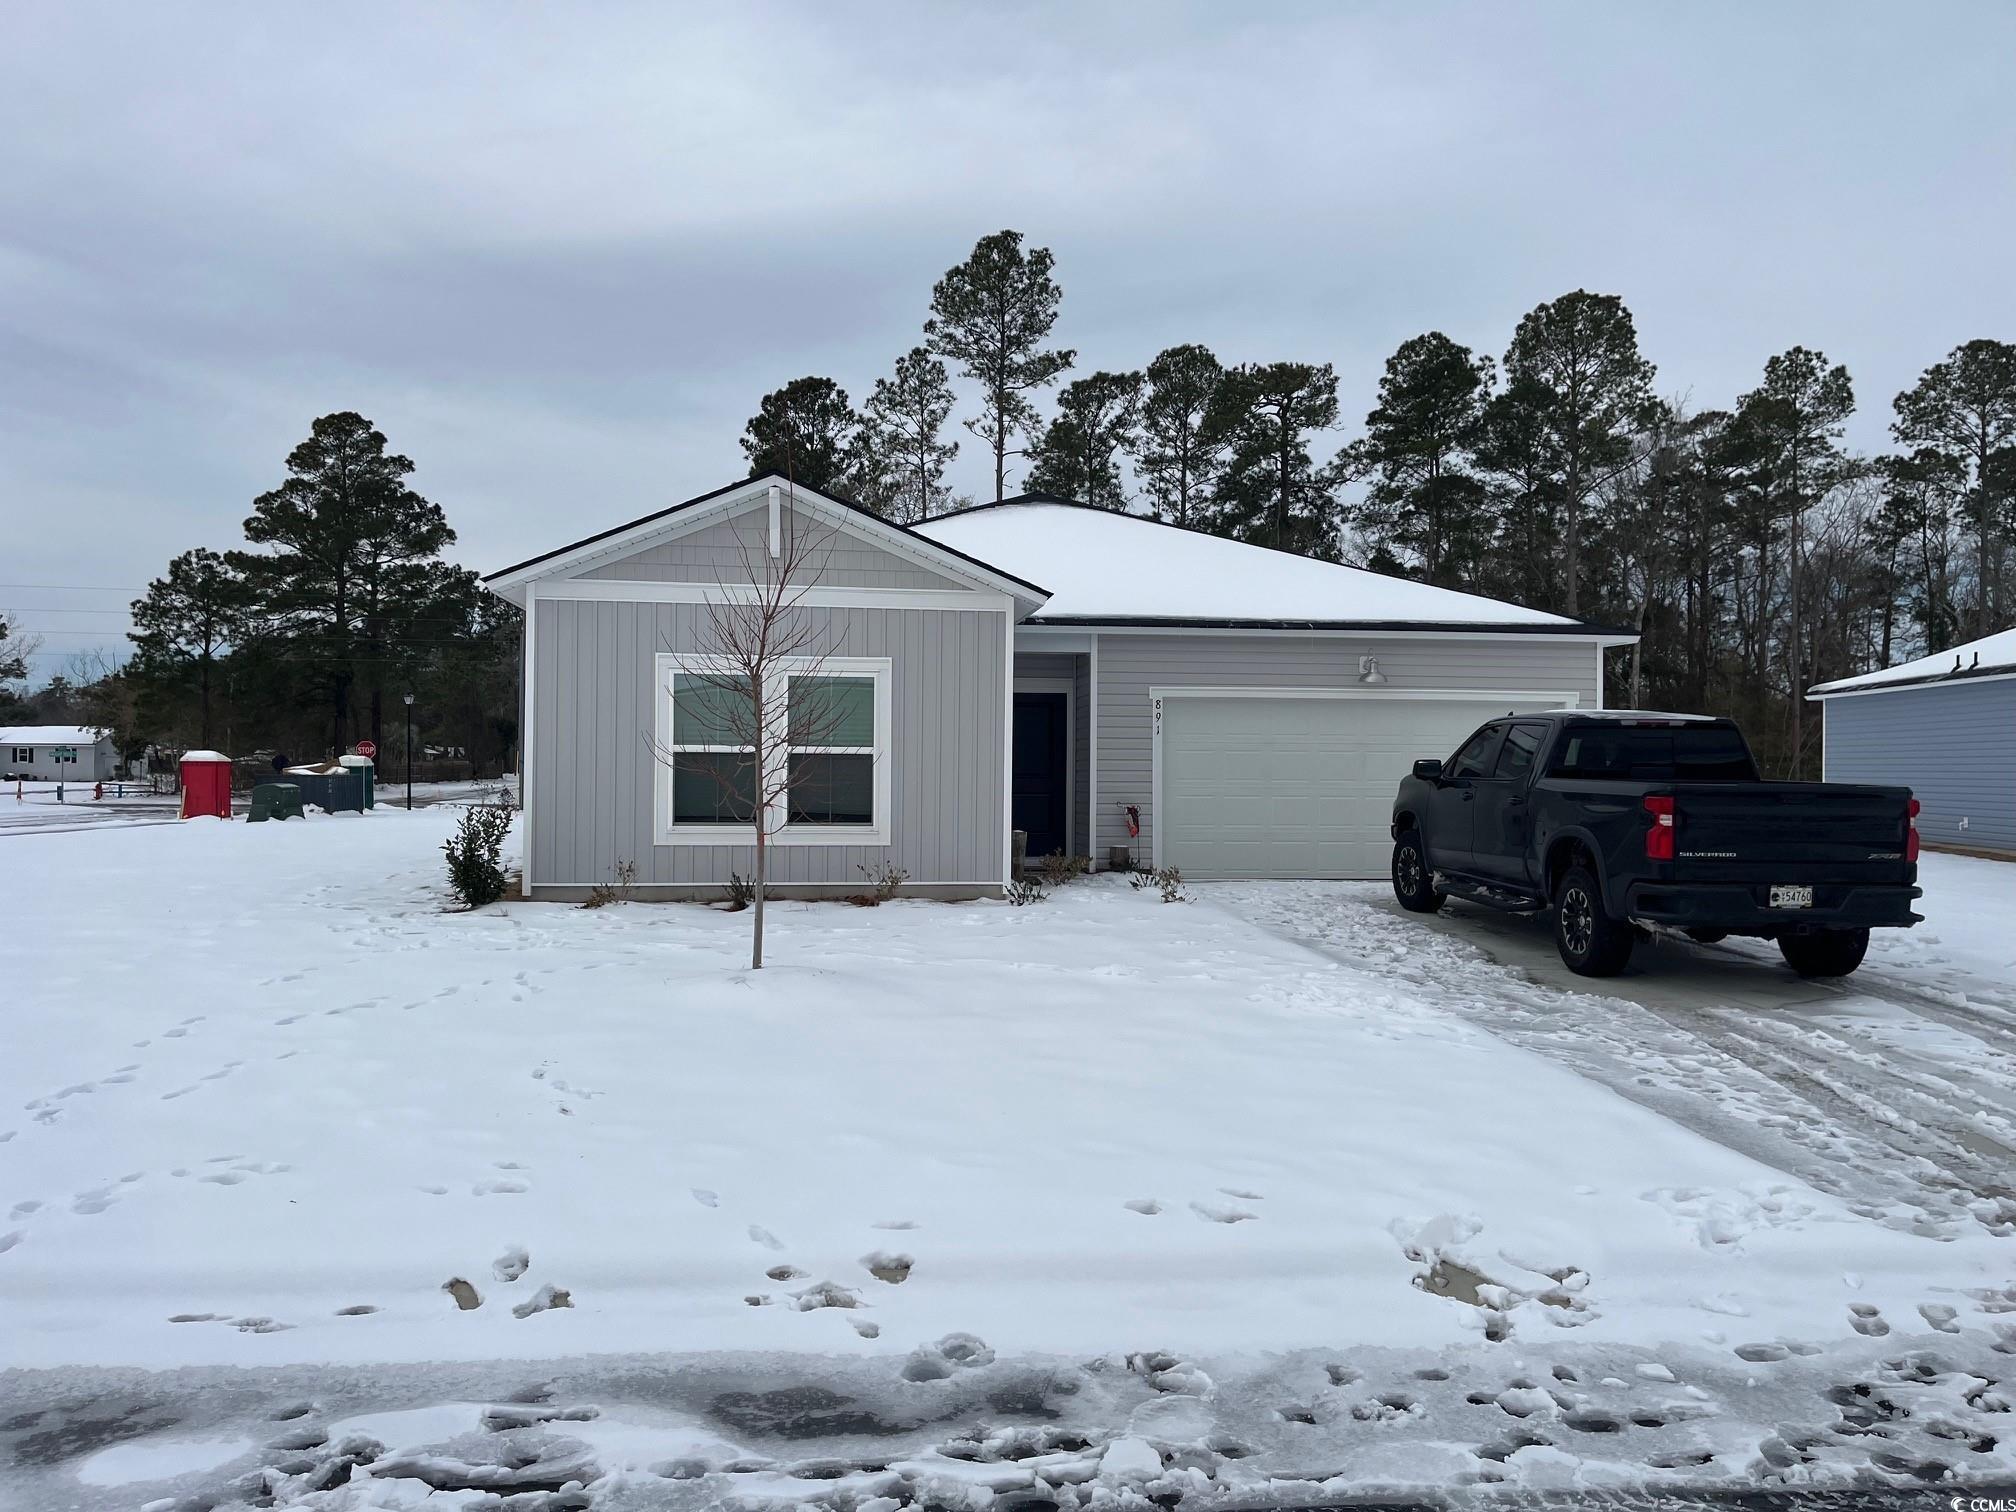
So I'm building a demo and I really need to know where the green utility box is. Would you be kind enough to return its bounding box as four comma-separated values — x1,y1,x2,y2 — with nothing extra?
339,755,376,809
248,783,305,822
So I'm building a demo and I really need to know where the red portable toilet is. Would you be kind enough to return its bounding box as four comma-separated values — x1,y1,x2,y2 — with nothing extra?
179,751,234,820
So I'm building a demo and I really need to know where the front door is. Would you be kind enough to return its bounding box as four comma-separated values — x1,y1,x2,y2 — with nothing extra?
1012,691,1069,859
1471,721,1547,885
1424,722,1505,876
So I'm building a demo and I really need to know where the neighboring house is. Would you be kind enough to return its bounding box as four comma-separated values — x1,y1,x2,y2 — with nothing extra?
486,476,1633,900
1,726,118,782
1809,626,2016,857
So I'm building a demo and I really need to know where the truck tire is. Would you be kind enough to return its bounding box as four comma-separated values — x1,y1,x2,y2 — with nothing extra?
1554,864,1633,976
1391,832,1445,914
1778,928,1869,978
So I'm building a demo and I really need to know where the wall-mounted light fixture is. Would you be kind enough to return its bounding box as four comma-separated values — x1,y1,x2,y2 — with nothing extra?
1358,655,1388,686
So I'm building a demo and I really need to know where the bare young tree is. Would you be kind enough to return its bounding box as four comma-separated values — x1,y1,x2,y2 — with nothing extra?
646,484,876,969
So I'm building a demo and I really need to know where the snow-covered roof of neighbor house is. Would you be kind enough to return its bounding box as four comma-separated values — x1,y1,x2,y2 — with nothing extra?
1808,625,2016,697
916,498,1593,630
0,725,106,746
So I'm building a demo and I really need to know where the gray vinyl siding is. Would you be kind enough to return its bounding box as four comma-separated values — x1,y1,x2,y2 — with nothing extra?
1822,679,2016,855
579,502,965,590
1013,651,1092,857
1090,633,1603,863
529,598,1007,890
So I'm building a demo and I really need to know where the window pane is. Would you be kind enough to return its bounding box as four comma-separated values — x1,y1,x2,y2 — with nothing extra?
788,752,874,825
1449,726,1499,779
1493,723,1544,781
789,675,874,748
672,751,757,824
673,674,753,746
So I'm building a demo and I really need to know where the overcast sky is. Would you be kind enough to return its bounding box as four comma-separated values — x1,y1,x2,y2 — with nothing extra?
5,2,2013,679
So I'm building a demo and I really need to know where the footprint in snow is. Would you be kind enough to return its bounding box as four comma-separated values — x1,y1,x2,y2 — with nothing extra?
10,1200,43,1219
71,1188,117,1215
748,1225,784,1251
1189,1198,1257,1224
493,1246,530,1282
1124,1199,1163,1216
691,1188,720,1208
473,1180,528,1196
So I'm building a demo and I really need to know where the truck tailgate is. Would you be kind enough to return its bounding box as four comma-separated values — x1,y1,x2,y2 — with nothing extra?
1671,782,1913,885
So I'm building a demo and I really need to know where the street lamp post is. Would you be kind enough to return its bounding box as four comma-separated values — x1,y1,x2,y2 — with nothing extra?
403,692,415,810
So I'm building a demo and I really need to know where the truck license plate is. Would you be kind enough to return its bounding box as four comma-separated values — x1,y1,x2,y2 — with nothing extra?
1769,884,1814,909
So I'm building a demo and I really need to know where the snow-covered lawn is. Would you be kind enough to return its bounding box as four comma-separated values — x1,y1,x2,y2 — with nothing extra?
4,813,2013,1505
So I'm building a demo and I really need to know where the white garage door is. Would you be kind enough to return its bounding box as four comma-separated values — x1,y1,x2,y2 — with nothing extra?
1157,694,1561,880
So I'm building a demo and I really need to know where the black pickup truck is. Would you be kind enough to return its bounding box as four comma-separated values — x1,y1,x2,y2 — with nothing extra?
1389,711,1922,978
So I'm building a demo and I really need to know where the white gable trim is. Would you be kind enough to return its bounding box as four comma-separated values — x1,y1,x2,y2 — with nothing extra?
488,476,1048,613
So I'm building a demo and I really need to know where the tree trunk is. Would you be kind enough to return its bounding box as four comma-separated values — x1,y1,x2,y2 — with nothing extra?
752,827,766,970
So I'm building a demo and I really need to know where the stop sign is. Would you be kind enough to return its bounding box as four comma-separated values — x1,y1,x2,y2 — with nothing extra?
355,740,378,759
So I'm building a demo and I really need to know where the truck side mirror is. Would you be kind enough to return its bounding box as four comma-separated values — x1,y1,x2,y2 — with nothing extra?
1413,759,1444,781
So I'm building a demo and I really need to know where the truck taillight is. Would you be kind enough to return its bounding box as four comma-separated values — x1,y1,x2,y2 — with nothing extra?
1643,794,1676,861
1906,796,1920,864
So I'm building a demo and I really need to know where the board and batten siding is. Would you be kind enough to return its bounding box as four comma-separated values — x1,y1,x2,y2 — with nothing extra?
579,502,965,590
1090,633,1603,863
1822,679,2016,855
528,596,1007,894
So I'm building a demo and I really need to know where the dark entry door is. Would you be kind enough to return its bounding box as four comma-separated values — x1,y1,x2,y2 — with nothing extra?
1012,691,1069,859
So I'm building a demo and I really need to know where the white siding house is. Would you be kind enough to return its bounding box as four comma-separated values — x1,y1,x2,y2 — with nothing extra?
2,726,119,782
1810,626,2016,857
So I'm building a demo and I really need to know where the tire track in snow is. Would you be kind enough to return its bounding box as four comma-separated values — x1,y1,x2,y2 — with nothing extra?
1211,883,2016,1239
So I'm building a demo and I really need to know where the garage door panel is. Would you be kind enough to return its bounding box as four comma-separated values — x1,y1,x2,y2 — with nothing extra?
1160,695,1555,879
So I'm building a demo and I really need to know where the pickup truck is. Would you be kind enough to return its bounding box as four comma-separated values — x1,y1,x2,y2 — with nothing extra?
1389,711,1921,978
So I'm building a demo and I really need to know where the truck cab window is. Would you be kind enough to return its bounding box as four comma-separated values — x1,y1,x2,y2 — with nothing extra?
1493,722,1545,781
1448,725,1502,780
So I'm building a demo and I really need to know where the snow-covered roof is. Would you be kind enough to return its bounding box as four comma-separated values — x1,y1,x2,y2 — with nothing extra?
0,725,106,746
916,499,1584,629
1808,626,2016,697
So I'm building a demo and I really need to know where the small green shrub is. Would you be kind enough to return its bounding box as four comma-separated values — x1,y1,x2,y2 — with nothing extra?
725,872,756,912
1005,878,1047,906
443,801,515,908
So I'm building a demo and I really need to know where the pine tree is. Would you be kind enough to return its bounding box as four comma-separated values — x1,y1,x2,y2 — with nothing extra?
1206,362,1342,557
1735,347,1855,776
925,230,1074,503
1472,373,1566,611
859,348,958,523
1500,291,1657,615
130,547,244,749
1890,339,2016,637
229,412,453,754
740,377,861,496
1136,345,1227,527
1344,333,1495,586
1023,370,1143,508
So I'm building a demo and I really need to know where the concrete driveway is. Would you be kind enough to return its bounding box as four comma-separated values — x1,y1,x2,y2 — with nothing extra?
1211,873,2016,1243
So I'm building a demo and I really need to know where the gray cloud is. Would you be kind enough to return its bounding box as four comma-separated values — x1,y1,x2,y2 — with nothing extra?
4,2,2013,675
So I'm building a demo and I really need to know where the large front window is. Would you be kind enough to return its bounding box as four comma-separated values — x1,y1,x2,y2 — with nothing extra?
656,655,891,845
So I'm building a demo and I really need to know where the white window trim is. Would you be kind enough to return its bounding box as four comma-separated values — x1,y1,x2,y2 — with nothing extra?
653,652,892,848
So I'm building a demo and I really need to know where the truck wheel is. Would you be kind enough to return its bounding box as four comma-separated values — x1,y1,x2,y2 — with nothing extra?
1391,832,1445,914
1554,864,1633,976
1778,928,1869,978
